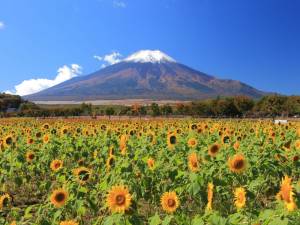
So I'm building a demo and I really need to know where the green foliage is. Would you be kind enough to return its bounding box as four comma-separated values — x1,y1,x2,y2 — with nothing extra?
1,93,300,118
0,118,300,224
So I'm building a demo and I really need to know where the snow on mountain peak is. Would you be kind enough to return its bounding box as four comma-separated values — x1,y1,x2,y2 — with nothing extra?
124,50,176,63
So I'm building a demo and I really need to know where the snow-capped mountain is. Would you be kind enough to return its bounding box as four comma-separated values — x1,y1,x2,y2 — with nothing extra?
124,50,176,63
26,50,266,101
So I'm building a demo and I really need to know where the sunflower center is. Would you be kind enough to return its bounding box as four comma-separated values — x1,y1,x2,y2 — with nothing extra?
211,145,219,153
237,193,244,201
284,141,291,149
167,198,176,207
55,192,66,202
116,194,126,205
233,159,244,169
6,137,12,145
2,197,9,206
170,136,176,145
28,154,35,160
108,158,114,166
54,162,61,169
223,136,230,143
191,160,198,167
78,170,90,181
148,160,154,167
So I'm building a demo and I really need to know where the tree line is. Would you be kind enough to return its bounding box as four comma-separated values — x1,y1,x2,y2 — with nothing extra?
1,93,300,118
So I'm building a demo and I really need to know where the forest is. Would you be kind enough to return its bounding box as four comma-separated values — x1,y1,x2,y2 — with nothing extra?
1,93,300,118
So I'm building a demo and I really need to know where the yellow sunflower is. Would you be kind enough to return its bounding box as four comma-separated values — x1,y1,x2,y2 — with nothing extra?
119,134,127,155
188,152,199,172
190,123,198,131
0,193,11,210
109,146,115,156
27,137,34,145
73,167,92,184
60,126,69,136
234,187,246,209
147,158,155,170
208,143,221,157
50,188,69,208
283,140,292,151
147,132,157,145
280,176,293,202
228,154,247,173
161,191,179,213
222,135,230,144
50,159,63,172
43,134,50,144
60,220,78,225
187,138,197,148
277,175,297,211
0,139,4,151
167,133,177,150
233,141,240,151
106,155,115,171
42,123,50,130
107,185,132,213
207,182,214,211
285,200,297,212
26,151,35,163
295,140,300,150
4,135,14,148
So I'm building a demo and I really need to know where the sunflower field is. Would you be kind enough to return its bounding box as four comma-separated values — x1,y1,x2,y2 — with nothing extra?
1,118,300,225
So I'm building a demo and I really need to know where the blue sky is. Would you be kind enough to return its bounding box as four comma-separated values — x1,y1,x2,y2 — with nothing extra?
0,0,300,95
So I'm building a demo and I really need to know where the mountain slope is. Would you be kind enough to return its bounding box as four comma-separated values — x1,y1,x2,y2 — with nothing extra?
26,50,266,101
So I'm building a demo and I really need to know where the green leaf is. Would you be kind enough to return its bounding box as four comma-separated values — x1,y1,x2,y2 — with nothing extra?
24,205,33,219
190,182,200,195
269,218,288,225
79,186,88,193
228,213,243,225
40,219,51,225
14,176,22,186
259,209,275,222
52,210,62,221
162,215,173,225
192,215,204,225
103,214,122,225
149,213,161,225
209,213,228,225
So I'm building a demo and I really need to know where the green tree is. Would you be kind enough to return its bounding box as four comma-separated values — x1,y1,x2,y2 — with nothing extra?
233,96,255,116
150,103,160,117
255,95,287,118
105,107,115,119
160,104,173,116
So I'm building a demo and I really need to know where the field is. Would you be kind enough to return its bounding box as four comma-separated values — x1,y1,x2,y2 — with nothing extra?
0,118,300,225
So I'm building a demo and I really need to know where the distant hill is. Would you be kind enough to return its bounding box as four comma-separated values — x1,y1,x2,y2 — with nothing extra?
26,50,266,101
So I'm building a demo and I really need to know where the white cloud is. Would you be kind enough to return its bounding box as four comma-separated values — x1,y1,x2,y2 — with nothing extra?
5,64,82,96
0,21,5,30
93,55,102,61
94,51,122,68
113,0,126,8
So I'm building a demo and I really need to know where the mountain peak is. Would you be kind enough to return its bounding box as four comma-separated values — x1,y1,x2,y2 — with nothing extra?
124,50,176,63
